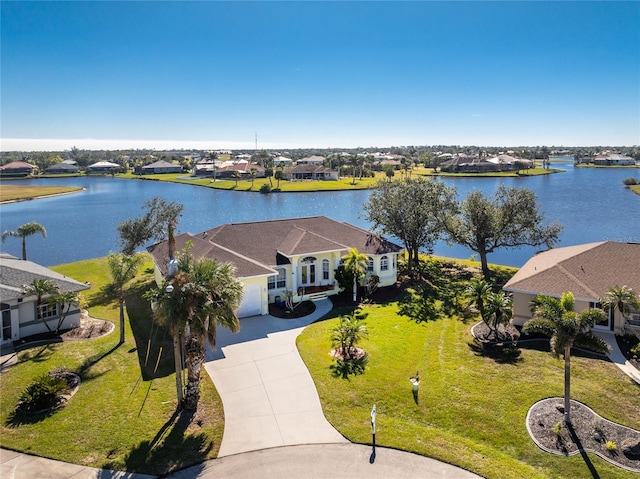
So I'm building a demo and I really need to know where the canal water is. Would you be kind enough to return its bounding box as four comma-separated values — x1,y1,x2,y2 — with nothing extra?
1,158,638,267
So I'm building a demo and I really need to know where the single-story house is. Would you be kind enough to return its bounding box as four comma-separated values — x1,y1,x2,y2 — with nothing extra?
273,156,294,166
592,154,636,166
0,255,90,346
140,160,182,174
297,155,325,165
147,216,402,318
439,156,501,173
215,162,265,179
486,155,533,169
284,164,338,181
0,161,38,177
503,241,640,334
87,161,120,173
45,163,80,174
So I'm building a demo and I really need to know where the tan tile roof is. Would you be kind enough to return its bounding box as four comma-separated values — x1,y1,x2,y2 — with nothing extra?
504,242,640,301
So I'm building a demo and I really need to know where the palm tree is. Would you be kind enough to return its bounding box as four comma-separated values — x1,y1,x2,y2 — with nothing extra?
52,290,83,334
600,285,640,328
485,290,513,334
153,256,243,410
342,248,368,302
22,279,59,332
108,253,143,344
523,292,610,424
331,310,368,360
250,167,258,189
2,221,47,260
465,277,492,328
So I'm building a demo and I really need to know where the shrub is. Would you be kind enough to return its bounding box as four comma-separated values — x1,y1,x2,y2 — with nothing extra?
259,184,271,194
605,440,617,452
551,421,564,436
631,340,640,356
17,373,69,414
622,177,638,186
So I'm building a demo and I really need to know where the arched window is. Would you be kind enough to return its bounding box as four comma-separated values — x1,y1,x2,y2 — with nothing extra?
380,255,389,271
322,259,330,280
367,257,374,272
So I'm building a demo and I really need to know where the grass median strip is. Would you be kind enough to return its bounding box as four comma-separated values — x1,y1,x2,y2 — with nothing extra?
0,185,83,203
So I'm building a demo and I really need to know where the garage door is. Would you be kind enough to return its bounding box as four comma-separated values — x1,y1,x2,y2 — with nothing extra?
236,284,262,318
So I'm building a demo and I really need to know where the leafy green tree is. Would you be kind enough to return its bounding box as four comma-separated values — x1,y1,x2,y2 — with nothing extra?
331,309,368,360
363,177,458,273
108,253,144,344
523,292,610,424
600,285,640,324
117,196,184,255
446,185,563,280
2,221,47,260
151,255,243,410
22,279,59,332
342,248,368,302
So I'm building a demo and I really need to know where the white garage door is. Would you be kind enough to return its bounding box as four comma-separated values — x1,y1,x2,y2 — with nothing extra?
236,284,262,318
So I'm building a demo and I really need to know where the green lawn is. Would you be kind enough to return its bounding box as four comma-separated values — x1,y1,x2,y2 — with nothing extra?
0,185,83,203
297,299,640,479
0,255,225,475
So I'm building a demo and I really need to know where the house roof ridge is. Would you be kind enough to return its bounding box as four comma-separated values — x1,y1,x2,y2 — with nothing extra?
555,263,600,299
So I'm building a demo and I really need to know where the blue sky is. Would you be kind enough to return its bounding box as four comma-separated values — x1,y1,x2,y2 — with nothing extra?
2,1,639,150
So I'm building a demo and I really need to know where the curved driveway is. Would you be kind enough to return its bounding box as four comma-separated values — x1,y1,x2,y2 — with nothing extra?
204,299,347,457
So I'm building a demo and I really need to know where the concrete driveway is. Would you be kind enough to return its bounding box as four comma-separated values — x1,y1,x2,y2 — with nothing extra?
204,299,347,457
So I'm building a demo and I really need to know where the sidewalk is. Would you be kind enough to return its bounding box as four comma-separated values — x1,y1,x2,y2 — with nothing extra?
594,330,640,384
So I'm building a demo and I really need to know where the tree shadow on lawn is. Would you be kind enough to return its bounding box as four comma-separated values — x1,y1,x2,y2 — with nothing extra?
126,280,175,381
103,409,213,476
330,355,368,379
467,338,522,364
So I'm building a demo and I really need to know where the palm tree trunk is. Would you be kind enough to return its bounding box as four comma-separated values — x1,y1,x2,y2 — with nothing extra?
119,294,125,344
22,237,27,260
173,332,184,408
352,275,357,302
183,333,205,410
564,346,571,423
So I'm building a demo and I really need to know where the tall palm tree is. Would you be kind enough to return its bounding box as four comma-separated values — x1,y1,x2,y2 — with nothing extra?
22,279,59,332
2,221,47,260
600,285,640,327
108,253,143,344
342,248,368,302
523,292,610,424
153,256,243,410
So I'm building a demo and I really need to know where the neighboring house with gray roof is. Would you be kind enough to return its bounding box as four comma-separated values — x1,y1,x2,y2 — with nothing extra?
503,242,640,334
45,162,80,174
284,164,338,181
140,160,182,174
147,216,402,318
0,256,90,346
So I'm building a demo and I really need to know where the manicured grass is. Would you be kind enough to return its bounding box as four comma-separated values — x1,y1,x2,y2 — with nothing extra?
119,172,382,191
0,185,83,203
297,300,640,479
0,255,225,475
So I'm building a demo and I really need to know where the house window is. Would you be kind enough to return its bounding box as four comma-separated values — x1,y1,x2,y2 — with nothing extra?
380,256,389,271
268,268,286,289
38,301,58,320
367,258,374,272
322,259,330,280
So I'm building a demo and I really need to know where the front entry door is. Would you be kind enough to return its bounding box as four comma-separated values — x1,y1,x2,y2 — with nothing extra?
301,263,316,286
593,307,613,331
1,304,11,343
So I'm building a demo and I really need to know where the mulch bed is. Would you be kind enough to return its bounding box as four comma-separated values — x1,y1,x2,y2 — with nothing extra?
471,321,521,343
14,314,113,350
268,301,316,319
528,398,640,472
